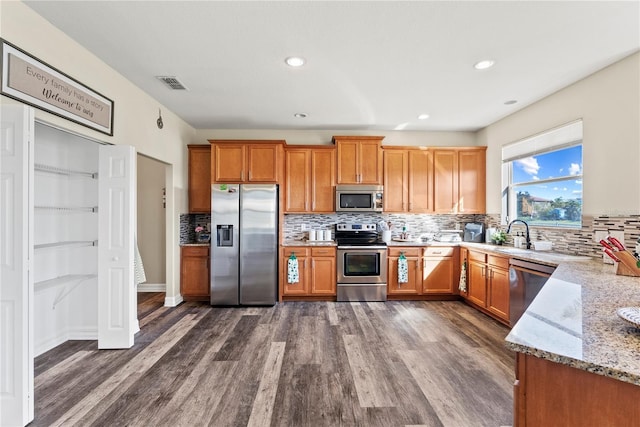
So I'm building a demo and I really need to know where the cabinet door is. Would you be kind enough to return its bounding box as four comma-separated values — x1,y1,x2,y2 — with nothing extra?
214,144,245,182
467,260,487,307
488,267,510,322
310,149,335,212
387,256,421,295
188,145,211,213
180,247,210,299
336,140,359,184
284,149,310,212
408,149,433,212
433,149,458,213
282,248,309,296
458,149,486,214
359,140,383,184
383,150,408,212
247,144,279,182
422,257,454,294
310,256,336,295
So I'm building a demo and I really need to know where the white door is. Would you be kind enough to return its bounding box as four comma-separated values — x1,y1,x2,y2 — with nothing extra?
98,144,136,349
0,104,34,426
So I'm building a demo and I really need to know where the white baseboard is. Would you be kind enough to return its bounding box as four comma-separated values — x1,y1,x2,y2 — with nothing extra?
35,328,98,356
137,283,166,292
164,294,184,307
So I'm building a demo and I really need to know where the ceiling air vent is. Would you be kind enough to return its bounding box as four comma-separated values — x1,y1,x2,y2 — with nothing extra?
156,76,188,90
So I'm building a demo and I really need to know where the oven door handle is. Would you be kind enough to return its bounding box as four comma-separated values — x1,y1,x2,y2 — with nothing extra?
337,245,388,250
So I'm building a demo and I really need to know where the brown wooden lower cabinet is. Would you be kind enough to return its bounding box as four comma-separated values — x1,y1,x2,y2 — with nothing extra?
464,249,510,325
280,246,336,300
514,353,640,426
180,245,210,301
387,246,458,299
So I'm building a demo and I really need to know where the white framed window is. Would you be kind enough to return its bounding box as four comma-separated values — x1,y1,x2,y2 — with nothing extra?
502,120,583,228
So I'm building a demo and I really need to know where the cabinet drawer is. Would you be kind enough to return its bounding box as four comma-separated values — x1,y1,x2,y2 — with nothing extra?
488,254,510,270
423,246,454,257
389,247,421,257
283,247,310,257
182,245,209,256
468,250,487,263
311,247,336,257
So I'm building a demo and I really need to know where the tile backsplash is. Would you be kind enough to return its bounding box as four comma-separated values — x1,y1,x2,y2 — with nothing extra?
180,213,211,244
181,212,639,260
284,213,485,241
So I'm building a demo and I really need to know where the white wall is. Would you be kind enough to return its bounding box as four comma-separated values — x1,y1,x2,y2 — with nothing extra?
137,155,166,286
1,1,196,303
194,129,477,147
477,52,640,216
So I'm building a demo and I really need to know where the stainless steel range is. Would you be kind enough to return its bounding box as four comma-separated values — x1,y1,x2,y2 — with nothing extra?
335,223,388,302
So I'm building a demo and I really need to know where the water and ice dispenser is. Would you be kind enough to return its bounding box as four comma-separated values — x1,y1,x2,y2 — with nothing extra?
216,225,234,247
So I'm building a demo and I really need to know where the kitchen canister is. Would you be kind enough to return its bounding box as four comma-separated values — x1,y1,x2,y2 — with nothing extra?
323,230,332,241
308,230,317,241
381,230,391,243
486,227,496,243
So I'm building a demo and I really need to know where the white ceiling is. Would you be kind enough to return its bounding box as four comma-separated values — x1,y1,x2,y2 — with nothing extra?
23,1,640,132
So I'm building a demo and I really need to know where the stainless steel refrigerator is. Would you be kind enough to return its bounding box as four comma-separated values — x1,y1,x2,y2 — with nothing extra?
210,184,278,305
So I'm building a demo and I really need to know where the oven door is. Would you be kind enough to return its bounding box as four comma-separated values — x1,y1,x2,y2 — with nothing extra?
337,246,388,285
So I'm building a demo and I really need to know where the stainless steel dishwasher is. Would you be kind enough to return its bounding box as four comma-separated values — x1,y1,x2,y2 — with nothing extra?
509,258,556,324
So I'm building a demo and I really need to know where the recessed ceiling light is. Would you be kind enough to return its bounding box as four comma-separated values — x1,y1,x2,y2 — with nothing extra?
285,56,306,67
504,100,518,105
294,113,308,118
417,114,430,120
474,60,495,70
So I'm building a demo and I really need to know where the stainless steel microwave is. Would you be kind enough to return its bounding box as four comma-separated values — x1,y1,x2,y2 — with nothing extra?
335,185,383,212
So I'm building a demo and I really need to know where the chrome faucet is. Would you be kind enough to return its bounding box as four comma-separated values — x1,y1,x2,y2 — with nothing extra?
506,219,531,249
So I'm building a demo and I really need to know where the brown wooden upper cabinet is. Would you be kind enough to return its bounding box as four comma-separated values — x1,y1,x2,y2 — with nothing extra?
333,136,383,184
433,147,486,214
209,140,284,183
187,144,211,213
284,146,335,213
383,147,432,213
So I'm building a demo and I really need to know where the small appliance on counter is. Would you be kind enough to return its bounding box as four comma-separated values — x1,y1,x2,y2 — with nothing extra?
463,223,484,243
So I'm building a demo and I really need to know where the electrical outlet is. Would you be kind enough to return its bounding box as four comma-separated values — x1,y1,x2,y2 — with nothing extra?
301,224,309,231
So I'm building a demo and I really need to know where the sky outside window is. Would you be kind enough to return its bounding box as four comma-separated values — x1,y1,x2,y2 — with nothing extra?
513,145,583,200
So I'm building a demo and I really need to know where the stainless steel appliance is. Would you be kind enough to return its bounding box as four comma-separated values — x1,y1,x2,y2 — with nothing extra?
463,222,484,242
210,184,278,305
509,258,556,324
336,223,387,301
335,185,383,212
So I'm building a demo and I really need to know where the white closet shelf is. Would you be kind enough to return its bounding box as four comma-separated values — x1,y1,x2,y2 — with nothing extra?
35,205,98,213
34,240,98,250
35,274,97,289
34,163,98,179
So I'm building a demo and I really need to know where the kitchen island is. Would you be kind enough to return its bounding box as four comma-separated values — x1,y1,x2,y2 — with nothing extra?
503,254,640,426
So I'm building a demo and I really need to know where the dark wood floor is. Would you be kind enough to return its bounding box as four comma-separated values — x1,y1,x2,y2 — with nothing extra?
32,293,514,427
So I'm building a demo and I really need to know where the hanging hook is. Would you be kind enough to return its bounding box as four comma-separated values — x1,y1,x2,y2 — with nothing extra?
157,109,164,129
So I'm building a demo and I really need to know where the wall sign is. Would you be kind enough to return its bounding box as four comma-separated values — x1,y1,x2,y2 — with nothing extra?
0,39,114,136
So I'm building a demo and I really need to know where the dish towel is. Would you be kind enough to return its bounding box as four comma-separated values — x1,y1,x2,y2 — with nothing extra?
287,254,299,284
459,260,467,292
398,253,408,284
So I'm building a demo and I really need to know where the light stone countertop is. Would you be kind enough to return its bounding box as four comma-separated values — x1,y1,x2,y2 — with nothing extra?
281,239,337,247
502,252,640,386
180,243,210,246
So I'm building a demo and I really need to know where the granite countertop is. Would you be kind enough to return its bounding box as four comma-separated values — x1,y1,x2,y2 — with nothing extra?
282,239,337,247
501,252,640,386
386,240,463,247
